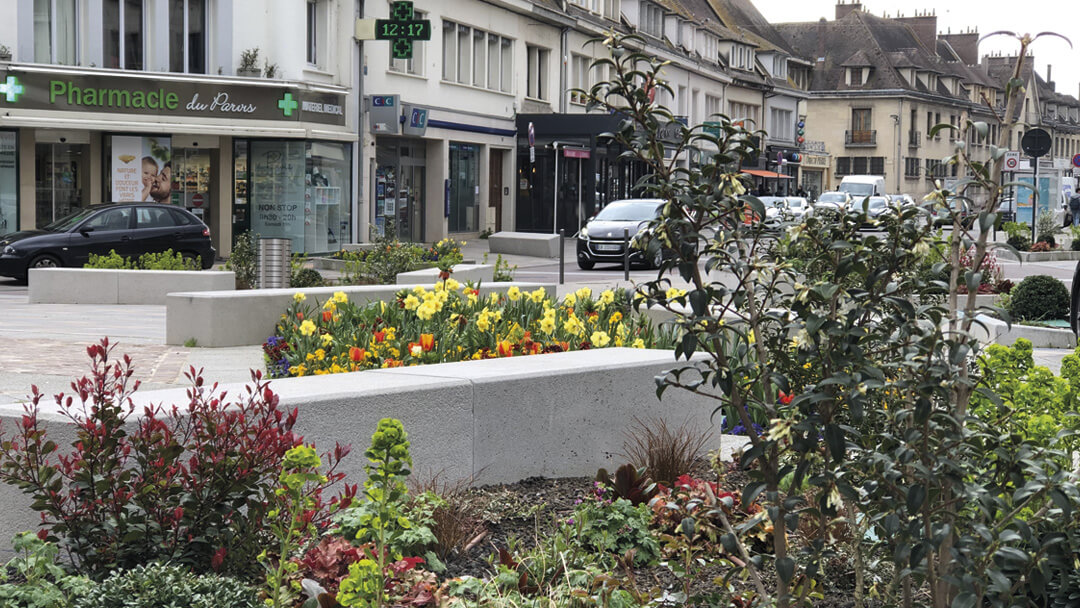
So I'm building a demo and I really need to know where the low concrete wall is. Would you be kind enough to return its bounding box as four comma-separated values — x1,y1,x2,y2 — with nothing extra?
396,264,493,285
489,232,560,258
166,282,557,347
29,268,235,305
972,314,1077,348
0,348,743,555
996,249,1080,263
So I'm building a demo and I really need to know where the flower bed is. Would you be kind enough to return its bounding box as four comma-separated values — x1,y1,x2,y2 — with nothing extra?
264,282,676,377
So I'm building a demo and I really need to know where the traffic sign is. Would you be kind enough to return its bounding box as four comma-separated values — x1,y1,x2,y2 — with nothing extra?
1073,153,1080,168
528,122,535,147
1021,128,1052,158
191,193,205,208
1004,150,1020,171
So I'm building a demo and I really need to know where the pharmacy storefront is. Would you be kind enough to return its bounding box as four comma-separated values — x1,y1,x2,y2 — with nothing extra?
0,65,355,256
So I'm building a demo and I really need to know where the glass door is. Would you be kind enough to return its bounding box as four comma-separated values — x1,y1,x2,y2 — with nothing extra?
448,143,478,233
35,143,87,227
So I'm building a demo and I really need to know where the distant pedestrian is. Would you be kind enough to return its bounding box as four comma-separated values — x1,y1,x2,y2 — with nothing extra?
1070,191,1080,227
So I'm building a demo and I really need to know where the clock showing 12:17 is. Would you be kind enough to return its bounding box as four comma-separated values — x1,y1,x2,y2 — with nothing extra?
375,1,432,60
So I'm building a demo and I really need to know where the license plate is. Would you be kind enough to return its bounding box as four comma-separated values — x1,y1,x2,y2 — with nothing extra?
595,244,621,252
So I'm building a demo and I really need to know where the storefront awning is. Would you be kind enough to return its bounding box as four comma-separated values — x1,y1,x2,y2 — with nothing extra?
741,169,794,179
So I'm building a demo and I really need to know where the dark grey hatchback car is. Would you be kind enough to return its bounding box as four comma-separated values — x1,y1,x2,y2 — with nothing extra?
0,203,216,280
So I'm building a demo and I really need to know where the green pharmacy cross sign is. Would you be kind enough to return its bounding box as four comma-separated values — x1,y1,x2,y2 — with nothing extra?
375,1,431,60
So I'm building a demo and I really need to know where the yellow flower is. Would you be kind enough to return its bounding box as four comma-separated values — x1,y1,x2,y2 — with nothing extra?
410,344,423,357
632,338,646,349
332,291,348,304
529,287,546,303
417,302,437,321
539,316,556,334
322,300,336,311
609,311,623,325
590,330,611,348
564,315,584,335
600,290,615,305
412,285,427,295
293,292,307,303
665,287,686,300
476,313,491,332
563,293,577,307
315,349,326,361
446,278,461,291
489,292,500,304
299,319,317,336
320,333,334,347
467,292,478,305
385,326,397,340
575,287,592,300
404,294,420,311
507,286,521,301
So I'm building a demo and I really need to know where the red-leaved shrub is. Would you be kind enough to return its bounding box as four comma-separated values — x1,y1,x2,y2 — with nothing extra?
0,338,352,580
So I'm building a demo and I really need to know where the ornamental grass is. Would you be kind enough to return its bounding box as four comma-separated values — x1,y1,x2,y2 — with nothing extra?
264,282,676,378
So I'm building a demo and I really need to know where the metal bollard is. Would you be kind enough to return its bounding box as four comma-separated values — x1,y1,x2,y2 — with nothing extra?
559,229,565,285
623,228,630,281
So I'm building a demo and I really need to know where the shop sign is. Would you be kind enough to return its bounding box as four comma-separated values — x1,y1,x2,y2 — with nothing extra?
801,154,830,168
401,103,428,136
801,140,826,153
563,147,590,159
370,94,400,134
0,70,347,126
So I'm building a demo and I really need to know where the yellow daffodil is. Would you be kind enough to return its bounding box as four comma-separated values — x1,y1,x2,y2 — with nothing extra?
299,319,317,336
412,285,427,295
600,290,615,305
530,287,546,303
467,292,478,305
563,293,577,307
590,330,611,347
417,302,437,321
575,287,592,300
539,316,556,334
320,333,334,347
507,286,521,301
446,278,461,291
632,338,646,348
609,311,623,325
293,292,307,303
404,294,420,311
332,291,348,304
665,287,687,300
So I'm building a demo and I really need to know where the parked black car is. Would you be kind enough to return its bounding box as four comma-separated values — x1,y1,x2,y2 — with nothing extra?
576,199,666,270
0,203,216,280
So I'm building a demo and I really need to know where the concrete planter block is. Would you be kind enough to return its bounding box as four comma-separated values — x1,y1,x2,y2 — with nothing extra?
166,282,556,347
488,231,561,258
29,268,235,305
396,264,494,284
972,314,1077,348
995,249,1080,263
0,348,742,554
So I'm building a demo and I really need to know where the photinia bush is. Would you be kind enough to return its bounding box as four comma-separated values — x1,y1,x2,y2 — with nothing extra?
0,338,352,581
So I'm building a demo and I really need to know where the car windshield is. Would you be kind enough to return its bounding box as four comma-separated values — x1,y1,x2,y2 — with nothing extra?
592,201,663,221
841,183,876,197
787,199,806,209
42,207,100,232
868,197,888,208
818,193,846,203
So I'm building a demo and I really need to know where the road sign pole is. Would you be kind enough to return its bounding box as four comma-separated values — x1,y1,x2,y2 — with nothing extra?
1032,158,1039,245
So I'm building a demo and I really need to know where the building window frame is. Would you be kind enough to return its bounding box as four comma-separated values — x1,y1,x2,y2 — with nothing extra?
34,0,80,65
104,0,145,70
442,20,512,93
526,45,550,102
170,0,209,74
306,0,319,66
639,1,662,38
0,130,18,233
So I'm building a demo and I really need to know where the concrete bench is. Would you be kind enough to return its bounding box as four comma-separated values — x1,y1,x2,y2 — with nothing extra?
166,281,556,347
29,268,235,305
396,264,494,284
488,231,561,258
0,347,744,555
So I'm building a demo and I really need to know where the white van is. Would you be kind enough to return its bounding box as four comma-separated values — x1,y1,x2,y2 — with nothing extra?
839,176,886,199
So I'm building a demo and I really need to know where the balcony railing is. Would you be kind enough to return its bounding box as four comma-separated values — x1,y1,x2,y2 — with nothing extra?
908,130,921,147
845,129,877,146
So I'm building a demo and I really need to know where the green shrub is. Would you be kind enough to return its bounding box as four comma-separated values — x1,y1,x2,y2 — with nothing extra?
73,563,259,608
568,496,659,566
85,249,199,271
1002,221,1033,251
227,231,259,288
0,532,92,608
1007,274,1069,321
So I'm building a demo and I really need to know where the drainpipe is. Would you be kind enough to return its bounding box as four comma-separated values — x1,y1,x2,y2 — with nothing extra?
896,99,903,193
559,27,569,114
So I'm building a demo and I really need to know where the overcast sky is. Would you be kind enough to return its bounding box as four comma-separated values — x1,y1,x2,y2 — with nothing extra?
754,0,1080,100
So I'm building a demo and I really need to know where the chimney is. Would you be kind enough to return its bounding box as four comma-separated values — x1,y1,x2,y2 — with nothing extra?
817,17,827,63
835,1,862,20
1047,64,1055,91
940,29,979,64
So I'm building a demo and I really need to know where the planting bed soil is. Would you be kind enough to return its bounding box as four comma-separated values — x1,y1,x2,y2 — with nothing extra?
437,463,871,608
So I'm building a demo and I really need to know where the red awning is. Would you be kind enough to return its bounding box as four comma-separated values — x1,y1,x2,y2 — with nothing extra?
741,169,794,179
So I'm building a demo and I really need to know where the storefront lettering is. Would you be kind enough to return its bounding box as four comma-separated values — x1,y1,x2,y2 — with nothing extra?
49,81,179,110
186,92,258,114
301,100,343,115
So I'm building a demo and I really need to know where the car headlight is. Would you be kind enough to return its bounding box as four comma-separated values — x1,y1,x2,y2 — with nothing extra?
2,245,14,256
579,226,589,238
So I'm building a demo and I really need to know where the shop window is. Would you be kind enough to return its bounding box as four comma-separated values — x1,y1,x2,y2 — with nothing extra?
307,1,318,65
389,8,425,75
0,132,16,233
526,45,549,101
34,0,78,65
104,0,144,70
248,140,352,254
169,0,208,74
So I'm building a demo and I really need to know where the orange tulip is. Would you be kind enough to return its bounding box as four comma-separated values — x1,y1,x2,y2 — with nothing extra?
374,330,386,343
420,333,435,352
349,347,366,362
296,312,304,320
322,310,333,323
497,340,513,357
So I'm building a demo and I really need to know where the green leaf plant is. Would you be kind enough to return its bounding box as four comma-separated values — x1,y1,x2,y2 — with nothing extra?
582,30,1080,608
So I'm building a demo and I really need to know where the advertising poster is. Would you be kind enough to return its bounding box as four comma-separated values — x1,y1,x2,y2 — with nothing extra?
0,132,16,233
111,135,171,203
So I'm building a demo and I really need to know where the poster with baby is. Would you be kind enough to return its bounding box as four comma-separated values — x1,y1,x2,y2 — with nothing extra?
111,136,172,203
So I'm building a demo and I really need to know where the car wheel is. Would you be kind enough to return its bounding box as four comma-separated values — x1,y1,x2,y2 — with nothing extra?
28,254,60,271
577,259,595,270
180,251,201,268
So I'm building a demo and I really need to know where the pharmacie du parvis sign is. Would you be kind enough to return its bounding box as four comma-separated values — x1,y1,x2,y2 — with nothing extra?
0,71,346,126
